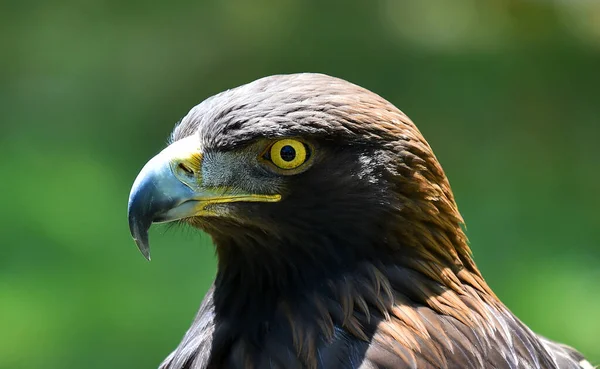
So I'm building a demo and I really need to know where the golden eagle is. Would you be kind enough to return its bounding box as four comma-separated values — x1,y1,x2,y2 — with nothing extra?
127,74,591,369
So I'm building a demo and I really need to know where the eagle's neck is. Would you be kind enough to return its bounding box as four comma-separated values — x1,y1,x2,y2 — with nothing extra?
197,207,509,369
211,230,385,321
209,212,499,332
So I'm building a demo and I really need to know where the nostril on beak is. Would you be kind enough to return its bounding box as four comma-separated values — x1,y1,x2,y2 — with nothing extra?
177,162,195,177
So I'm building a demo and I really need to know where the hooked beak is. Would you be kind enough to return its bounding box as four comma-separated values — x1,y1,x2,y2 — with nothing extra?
127,136,281,260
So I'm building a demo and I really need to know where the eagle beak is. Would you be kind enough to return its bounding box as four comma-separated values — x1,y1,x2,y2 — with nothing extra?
127,136,280,260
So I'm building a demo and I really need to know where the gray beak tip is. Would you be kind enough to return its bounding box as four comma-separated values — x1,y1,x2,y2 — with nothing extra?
128,205,153,261
133,235,152,261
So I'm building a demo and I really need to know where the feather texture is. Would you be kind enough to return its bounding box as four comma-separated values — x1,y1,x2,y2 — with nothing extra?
146,73,590,369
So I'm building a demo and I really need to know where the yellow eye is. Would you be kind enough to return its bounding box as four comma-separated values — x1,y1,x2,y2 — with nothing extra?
268,139,308,170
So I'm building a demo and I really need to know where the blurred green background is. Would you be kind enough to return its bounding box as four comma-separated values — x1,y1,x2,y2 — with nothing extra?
2,0,599,368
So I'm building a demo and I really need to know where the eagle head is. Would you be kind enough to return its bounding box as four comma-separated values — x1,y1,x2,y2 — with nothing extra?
125,73,590,369
128,73,466,276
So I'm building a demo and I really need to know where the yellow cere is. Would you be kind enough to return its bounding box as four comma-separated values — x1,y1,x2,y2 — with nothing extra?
269,139,307,170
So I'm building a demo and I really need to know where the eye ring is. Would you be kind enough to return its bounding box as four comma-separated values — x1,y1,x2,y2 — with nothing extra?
266,139,309,170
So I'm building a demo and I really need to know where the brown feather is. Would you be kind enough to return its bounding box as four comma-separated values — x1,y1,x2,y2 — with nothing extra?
148,73,590,369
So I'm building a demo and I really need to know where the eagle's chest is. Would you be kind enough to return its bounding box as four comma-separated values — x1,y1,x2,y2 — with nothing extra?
199,317,367,369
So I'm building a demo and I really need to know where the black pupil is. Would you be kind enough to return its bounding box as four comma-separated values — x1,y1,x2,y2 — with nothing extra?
280,145,296,162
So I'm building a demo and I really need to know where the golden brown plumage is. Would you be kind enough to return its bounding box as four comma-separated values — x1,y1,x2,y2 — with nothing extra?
127,73,591,369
